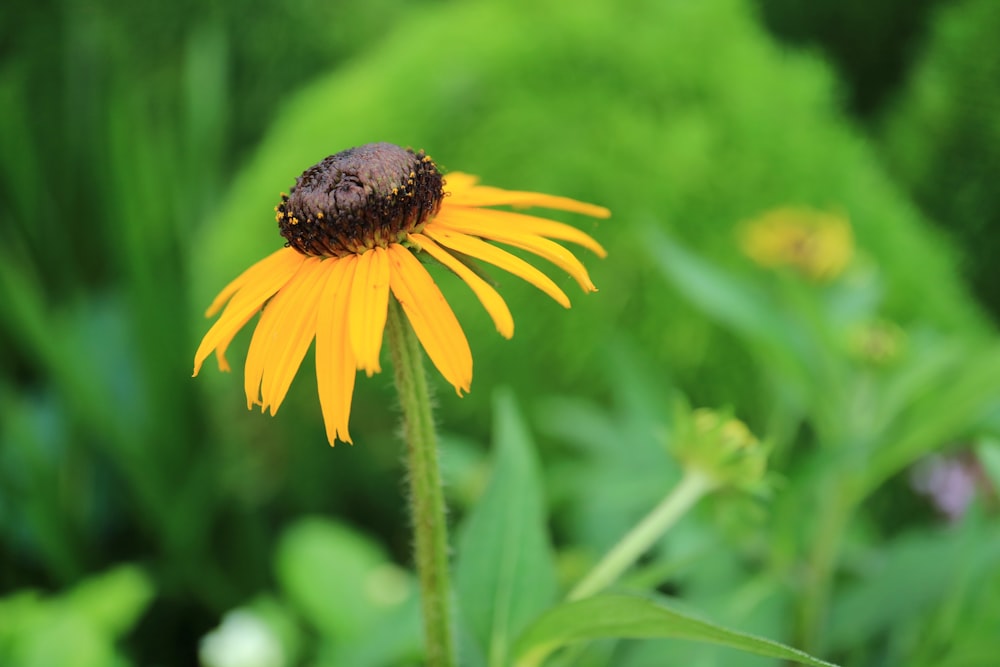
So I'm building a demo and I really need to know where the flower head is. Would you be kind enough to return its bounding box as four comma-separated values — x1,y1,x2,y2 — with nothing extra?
669,407,769,495
740,207,854,281
194,143,609,445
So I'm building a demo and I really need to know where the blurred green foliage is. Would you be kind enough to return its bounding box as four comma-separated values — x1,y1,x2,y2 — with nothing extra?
754,0,946,117
0,566,152,667
2,0,999,665
879,0,1000,316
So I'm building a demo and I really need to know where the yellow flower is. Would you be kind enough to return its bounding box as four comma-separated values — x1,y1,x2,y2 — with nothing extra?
740,207,854,281
194,143,609,445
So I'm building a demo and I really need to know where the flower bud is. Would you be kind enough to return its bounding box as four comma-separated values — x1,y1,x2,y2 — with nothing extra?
669,406,769,494
740,207,854,281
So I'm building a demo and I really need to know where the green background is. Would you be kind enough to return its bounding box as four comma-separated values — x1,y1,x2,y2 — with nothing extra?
2,0,999,665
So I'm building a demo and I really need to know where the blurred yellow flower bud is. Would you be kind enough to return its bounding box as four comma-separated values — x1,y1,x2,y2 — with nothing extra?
740,207,854,281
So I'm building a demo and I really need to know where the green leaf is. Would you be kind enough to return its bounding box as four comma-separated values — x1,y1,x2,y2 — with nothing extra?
454,389,558,667
827,521,1000,651
0,566,154,667
64,565,154,637
976,437,1000,490
512,594,838,667
535,341,681,554
275,517,411,640
644,229,825,396
862,343,1000,497
645,228,790,348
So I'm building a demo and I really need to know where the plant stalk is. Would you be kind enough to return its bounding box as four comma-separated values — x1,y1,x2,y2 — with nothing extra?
568,469,715,600
386,298,456,667
795,480,853,654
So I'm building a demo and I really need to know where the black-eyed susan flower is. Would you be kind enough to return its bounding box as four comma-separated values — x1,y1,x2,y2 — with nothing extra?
194,143,608,445
740,207,854,281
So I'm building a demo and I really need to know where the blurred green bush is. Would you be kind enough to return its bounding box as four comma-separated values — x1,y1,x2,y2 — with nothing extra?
879,0,1000,316
754,0,946,116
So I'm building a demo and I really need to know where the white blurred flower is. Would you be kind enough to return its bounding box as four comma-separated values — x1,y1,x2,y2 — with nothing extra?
199,609,285,667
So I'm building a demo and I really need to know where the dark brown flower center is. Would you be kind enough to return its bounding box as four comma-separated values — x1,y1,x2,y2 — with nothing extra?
276,143,444,257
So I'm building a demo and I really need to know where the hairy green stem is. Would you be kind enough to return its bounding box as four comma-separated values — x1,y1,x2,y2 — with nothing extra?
568,469,715,600
387,298,456,667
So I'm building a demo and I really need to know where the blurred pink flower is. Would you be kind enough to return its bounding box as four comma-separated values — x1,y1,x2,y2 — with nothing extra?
910,454,978,521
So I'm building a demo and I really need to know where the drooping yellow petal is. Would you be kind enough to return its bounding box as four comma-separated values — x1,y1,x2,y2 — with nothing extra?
193,248,306,376
205,247,304,318
408,232,514,339
387,244,472,394
348,247,391,376
444,172,611,220
431,207,598,292
424,227,571,308
315,256,357,445
212,312,255,373
243,257,320,409
441,204,606,257
259,258,330,415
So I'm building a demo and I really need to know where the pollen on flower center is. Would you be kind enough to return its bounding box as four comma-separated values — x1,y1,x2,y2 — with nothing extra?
276,143,444,257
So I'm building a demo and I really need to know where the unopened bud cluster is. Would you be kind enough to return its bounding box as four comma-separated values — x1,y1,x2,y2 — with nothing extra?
669,407,769,494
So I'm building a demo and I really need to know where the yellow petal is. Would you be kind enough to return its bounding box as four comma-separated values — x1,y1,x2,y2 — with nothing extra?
442,172,480,194
441,204,606,257
387,244,472,394
193,248,306,376
205,247,304,318
432,207,598,292
211,312,255,373
445,175,611,220
408,232,514,338
424,227,570,308
316,256,357,445
259,258,330,415
243,257,320,409
348,247,391,376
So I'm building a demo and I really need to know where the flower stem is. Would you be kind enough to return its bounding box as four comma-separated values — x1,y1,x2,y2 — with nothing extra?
568,469,715,601
386,297,456,667
795,479,852,654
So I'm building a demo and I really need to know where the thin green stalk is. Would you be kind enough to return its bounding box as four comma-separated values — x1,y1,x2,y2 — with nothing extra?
386,298,456,667
795,481,853,654
568,469,715,601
